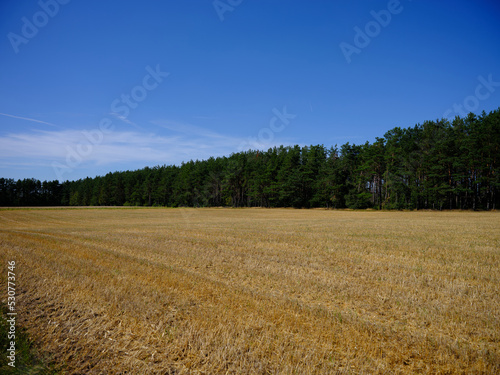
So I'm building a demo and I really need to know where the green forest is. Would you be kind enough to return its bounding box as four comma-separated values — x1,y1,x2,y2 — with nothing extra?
1,109,499,210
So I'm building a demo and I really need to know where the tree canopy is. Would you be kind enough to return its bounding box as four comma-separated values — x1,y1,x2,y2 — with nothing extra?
1,109,499,209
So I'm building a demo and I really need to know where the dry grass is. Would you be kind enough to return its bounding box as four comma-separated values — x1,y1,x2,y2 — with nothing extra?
0,208,499,374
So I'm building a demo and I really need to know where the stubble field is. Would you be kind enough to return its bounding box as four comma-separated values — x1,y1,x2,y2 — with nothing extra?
0,208,499,374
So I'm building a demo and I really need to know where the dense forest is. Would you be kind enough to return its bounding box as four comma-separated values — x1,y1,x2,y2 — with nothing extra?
1,109,499,210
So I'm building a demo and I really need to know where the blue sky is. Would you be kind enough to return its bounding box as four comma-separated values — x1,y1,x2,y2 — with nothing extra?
1,0,499,181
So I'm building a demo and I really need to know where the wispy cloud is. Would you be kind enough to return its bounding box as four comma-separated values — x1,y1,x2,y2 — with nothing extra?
0,119,298,180
0,125,245,169
108,112,144,130
153,119,299,154
151,119,260,150
0,112,60,128
151,119,234,140
0,130,178,164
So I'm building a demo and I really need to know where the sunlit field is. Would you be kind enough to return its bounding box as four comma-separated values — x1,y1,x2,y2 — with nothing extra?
1,208,499,374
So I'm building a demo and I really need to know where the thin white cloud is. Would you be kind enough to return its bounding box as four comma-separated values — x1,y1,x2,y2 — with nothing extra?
152,119,299,153
0,120,297,180
0,129,178,163
0,127,246,168
108,112,144,130
0,112,59,128
151,119,234,140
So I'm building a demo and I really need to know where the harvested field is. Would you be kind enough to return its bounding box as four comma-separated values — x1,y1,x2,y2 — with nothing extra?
0,208,499,374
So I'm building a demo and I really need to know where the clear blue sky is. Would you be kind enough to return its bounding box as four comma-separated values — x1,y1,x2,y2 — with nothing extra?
1,0,499,181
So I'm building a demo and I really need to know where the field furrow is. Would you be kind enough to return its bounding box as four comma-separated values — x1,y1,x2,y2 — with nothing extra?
1,208,499,374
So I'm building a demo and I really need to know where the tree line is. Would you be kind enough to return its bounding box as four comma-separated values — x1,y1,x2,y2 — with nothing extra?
1,109,499,210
